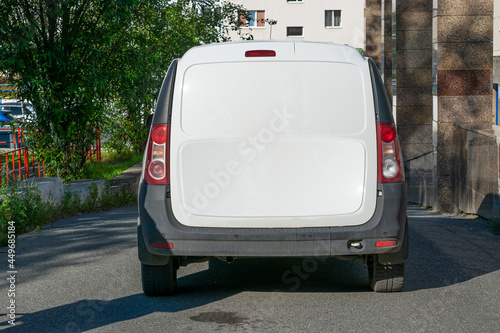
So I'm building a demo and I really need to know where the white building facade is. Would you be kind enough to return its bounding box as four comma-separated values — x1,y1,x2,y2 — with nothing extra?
227,0,365,49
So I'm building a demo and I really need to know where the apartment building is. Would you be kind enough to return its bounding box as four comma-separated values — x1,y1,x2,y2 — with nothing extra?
227,0,365,49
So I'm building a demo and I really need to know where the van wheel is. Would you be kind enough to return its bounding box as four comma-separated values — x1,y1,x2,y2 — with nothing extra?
368,256,405,292
141,260,177,296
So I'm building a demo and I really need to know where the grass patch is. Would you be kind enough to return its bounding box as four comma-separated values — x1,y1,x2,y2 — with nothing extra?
80,150,143,180
0,180,136,247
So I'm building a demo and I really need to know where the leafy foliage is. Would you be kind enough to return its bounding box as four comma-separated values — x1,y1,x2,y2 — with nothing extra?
104,0,247,155
80,149,143,180
0,0,246,179
0,176,46,241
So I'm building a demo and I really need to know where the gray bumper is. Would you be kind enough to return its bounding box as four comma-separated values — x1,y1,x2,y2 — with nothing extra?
138,183,407,264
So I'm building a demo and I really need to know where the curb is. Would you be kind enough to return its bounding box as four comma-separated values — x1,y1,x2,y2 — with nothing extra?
16,163,142,206
107,162,142,195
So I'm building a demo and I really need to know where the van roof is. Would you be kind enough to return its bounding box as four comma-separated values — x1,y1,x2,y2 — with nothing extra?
179,41,366,66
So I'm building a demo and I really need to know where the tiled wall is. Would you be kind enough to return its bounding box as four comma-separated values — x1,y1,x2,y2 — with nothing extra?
432,0,494,212
366,0,394,101
365,0,382,69
395,0,433,162
381,0,393,100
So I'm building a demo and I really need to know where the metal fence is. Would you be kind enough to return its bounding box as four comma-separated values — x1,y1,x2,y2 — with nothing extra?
0,128,101,185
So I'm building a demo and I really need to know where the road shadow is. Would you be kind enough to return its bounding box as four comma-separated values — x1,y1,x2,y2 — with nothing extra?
404,204,500,291
0,257,370,332
1,205,499,332
0,206,139,287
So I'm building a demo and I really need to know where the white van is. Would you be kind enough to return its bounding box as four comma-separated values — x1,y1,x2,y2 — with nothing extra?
138,42,408,295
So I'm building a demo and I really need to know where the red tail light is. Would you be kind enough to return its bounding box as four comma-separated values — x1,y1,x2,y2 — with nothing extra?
245,50,276,57
377,123,403,183
376,240,398,248
151,242,174,249
144,124,170,185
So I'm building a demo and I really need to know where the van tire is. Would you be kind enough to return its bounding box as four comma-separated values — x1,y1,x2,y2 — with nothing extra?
368,256,405,292
141,261,177,296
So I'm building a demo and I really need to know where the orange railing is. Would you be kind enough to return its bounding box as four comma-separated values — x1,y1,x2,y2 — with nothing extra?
88,128,102,163
0,147,45,184
0,127,101,185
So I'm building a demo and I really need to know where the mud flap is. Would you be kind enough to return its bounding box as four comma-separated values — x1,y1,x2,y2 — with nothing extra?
377,218,409,265
137,226,169,266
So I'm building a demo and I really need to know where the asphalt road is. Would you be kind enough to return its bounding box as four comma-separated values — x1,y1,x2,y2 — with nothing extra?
0,204,499,332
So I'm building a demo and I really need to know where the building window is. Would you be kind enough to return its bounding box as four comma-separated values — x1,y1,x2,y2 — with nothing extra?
325,10,342,28
201,6,211,16
240,10,265,27
200,4,221,17
287,26,303,37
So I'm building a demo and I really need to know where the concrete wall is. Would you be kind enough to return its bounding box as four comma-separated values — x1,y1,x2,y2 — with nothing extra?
406,152,434,208
451,125,500,219
410,124,500,220
228,0,365,48
17,178,106,206
15,163,142,207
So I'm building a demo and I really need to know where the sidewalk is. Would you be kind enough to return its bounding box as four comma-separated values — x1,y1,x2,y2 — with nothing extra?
107,162,142,195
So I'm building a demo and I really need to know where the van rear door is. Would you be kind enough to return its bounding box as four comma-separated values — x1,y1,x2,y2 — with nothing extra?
169,42,377,228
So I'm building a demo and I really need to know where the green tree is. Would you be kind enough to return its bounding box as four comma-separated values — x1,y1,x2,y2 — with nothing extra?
104,0,246,154
0,0,245,179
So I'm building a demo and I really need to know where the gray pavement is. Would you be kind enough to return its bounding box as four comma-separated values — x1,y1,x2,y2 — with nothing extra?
0,204,499,332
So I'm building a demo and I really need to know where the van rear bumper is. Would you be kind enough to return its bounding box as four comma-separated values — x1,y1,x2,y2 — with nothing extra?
138,183,407,265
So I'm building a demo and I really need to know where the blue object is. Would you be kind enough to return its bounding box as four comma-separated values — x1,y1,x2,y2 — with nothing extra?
0,111,14,122
495,83,499,126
